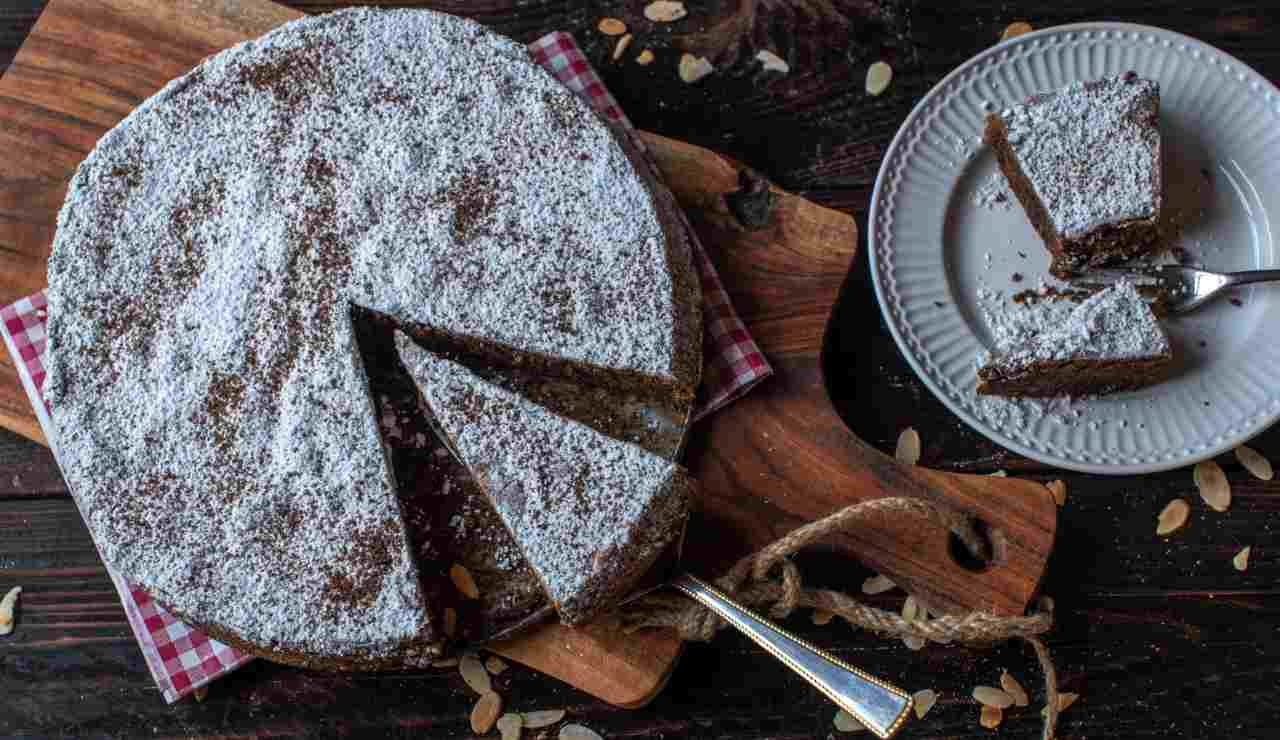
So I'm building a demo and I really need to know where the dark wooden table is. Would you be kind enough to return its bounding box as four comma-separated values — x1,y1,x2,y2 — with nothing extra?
4,2,1280,738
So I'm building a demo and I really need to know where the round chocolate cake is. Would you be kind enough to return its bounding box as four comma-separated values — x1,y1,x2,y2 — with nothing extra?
44,8,700,667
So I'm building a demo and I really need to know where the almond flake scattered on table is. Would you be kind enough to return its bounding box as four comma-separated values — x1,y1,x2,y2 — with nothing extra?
678,53,714,83
1042,691,1080,716
973,685,1015,709
1235,445,1273,480
1156,499,1190,536
1046,479,1067,506
597,17,627,36
979,704,1004,729
636,49,655,65
644,0,688,22
0,585,20,636
612,33,633,62
497,713,523,740
471,692,504,734
1000,671,1029,707
866,61,893,96
755,49,790,74
524,709,567,728
450,563,480,599
459,654,493,694
913,689,938,719
895,427,920,465
1234,546,1251,571
1193,460,1231,512
862,574,896,595
1001,21,1034,40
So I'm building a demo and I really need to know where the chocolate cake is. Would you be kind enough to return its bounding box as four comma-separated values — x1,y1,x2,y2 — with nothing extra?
396,334,692,625
43,8,700,667
977,281,1172,398
985,75,1163,276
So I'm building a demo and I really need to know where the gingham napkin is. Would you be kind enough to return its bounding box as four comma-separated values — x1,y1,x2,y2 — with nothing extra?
0,32,771,703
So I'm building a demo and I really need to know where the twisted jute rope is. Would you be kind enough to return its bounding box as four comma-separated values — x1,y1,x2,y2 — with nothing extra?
616,496,1061,740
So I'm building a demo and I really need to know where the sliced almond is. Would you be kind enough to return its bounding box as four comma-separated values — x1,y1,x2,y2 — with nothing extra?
913,689,937,719
0,586,20,635
894,427,920,465
450,563,480,599
611,33,633,62
497,713,524,740
471,692,503,734
459,654,492,695
903,635,926,651
755,49,789,75
644,0,688,22
862,574,896,595
901,595,919,622
1001,21,1034,41
812,609,834,626
433,656,459,668
1042,691,1080,716
979,704,1003,729
1234,546,1251,571
486,655,509,675
833,709,866,733
444,607,458,637
636,49,655,66
1235,445,1273,481
972,685,1014,709
1194,460,1231,512
1156,498,1190,536
597,17,627,36
678,53,714,84
559,724,604,740
192,686,209,703
866,61,893,96
1000,671,1029,707
987,469,1008,477
1046,479,1067,506
523,709,567,729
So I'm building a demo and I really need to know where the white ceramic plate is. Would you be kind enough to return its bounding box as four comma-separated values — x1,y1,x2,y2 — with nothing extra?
869,23,1280,474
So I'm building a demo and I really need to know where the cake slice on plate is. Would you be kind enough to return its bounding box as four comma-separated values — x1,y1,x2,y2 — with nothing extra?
977,280,1172,398
396,332,691,625
984,74,1163,276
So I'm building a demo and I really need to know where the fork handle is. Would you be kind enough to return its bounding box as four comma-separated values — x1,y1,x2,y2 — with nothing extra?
672,574,913,739
1223,269,1280,287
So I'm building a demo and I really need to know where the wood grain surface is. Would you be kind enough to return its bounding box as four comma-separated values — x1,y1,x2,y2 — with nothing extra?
4,1,1280,739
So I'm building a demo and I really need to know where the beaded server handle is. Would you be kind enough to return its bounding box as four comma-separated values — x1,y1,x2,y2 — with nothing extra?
672,574,913,739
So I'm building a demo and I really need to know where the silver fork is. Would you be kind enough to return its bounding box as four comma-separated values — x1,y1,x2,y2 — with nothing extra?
1084,265,1280,314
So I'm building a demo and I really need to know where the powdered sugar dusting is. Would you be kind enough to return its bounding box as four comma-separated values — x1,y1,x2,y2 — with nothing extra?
978,280,1170,373
397,335,688,624
999,76,1161,238
42,8,691,659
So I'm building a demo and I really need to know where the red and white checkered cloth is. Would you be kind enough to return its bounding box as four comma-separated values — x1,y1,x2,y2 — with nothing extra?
0,32,771,703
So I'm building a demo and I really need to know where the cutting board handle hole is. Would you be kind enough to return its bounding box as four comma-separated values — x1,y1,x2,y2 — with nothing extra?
947,519,1005,573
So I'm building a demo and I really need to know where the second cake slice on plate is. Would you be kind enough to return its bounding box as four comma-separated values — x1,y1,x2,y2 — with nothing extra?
395,332,692,626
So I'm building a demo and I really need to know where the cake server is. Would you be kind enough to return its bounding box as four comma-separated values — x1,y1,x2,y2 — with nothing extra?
479,522,914,739
1079,265,1280,314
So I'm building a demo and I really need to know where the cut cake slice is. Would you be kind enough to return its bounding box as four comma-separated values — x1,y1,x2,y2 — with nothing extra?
984,74,1163,276
395,332,691,625
976,280,1172,398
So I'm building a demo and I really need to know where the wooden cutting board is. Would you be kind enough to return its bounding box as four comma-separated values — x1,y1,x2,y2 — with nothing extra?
0,0,1057,709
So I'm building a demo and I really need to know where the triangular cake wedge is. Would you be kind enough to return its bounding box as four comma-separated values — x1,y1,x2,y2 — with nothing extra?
977,281,1172,398
396,332,692,625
